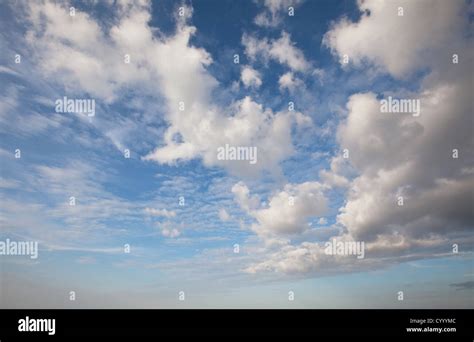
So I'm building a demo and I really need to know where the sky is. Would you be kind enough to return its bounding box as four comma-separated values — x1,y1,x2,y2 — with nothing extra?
0,0,473,308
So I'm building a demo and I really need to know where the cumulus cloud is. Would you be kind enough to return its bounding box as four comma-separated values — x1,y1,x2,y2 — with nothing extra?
231,182,260,212
254,0,304,28
245,239,373,274
334,61,472,246
241,66,262,88
327,0,474,255
21,1,311,177
14,0,473,279
246,242,326,274
158,221,181,238
232,181,328,239
278,71,302,92
144,95,305,177
25,1,151,102
245,0,473,275
323,0,469,77
319,155,351,188
242,31,310,72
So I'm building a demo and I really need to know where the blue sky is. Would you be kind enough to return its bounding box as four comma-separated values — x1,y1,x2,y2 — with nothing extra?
0,0,473,308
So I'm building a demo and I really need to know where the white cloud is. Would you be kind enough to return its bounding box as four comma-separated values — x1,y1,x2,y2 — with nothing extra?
233,181,328,239
157,221,181,238
14,0,473,279
161,227,181,238
337,91,474,243
218,208,231,221
144,207,176,218
278,71,302,92
242,31,310,72
254,0,304,28
0,65,21,77
25,2,149,102
318,217,328,225
0,178,21,189
231,182,260,212
144,95,304,177
241,66,262,88
319,155,350,188
244,238,371,274
326,0,474,254
21,1,310,177
323,0,469,78
244,0,474,275
245,242,326,274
